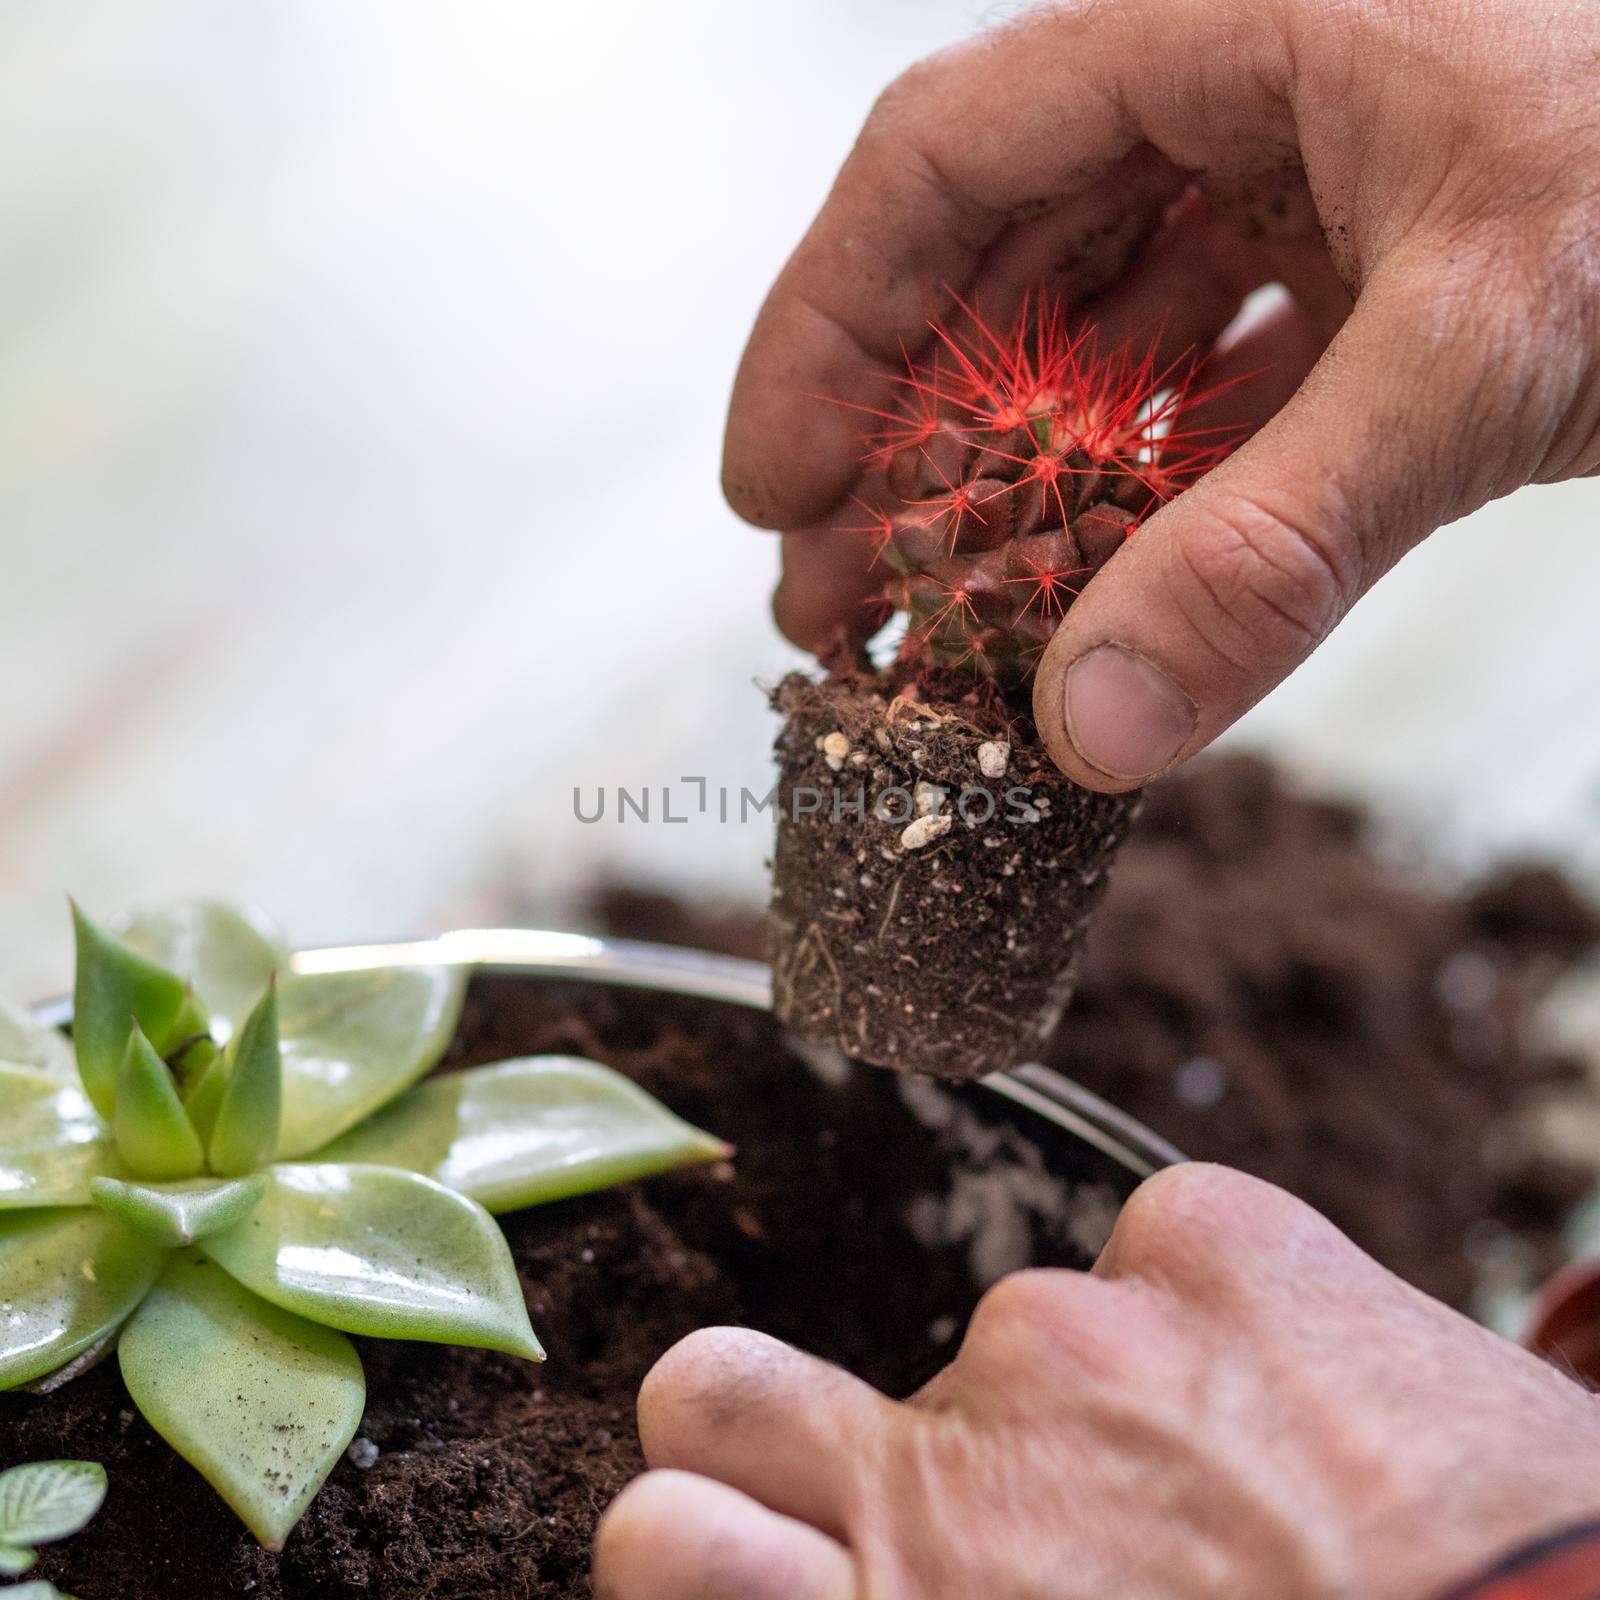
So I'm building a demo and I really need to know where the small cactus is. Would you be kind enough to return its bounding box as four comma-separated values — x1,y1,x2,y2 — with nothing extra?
843,292,1244,690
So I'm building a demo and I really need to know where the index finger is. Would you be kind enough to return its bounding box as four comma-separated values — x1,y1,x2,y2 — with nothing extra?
721,2,1298,534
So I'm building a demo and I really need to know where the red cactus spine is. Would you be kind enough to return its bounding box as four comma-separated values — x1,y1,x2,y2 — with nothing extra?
842,292,1245,691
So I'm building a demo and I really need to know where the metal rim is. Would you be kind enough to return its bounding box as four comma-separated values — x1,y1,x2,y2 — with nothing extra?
33,928,1185,1180
290,930,1187,1179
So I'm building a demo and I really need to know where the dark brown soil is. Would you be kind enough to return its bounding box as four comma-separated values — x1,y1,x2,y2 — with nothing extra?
5,976,1129,1600
771,671,1141,1080
1051,756,1600,1310
600,753,1600,1312
8,754,1597,1599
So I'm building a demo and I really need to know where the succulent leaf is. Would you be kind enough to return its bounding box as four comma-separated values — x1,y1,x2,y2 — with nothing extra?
162,984,213,1066
203,1164,543,1360
71,904,188,1121
8,1583,80,1599
90,1175,268,1248
0,1001,77,1083
113,1026,205,1182
18,1329,121,1395
272,966,467,1159
0,1460,107,1548
118,1251,364,1551
168,1031,220,1095
0,1209,163,1390
0,1067,121,1211
117,900,288,1047
208,982,282,1177
182,1048,230,1146
314,1056,730,1213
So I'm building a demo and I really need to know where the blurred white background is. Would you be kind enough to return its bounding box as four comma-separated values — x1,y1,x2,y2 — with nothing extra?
1,0,1597,993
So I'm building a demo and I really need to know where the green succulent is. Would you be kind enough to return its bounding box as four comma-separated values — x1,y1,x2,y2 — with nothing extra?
0,901,728,1550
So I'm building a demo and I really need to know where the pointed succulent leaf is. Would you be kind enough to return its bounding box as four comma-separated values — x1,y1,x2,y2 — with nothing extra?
117,900,289,1047
71,904,188,1120
169,1031,219,1094
0,1209,163,1390
8,1583,79,1599
118,1251,364,1551
0,1543,36,1575
273,967,466,1159
0,1460,107,1548
203,1164,543,1359
183,1048,230,1146
163,984,212,1058
113,1026,205,1182
0,1001,76,1083
90,1175,268,1248
208,982,281,1177
0,1067,121,1211
314,1056,730,1213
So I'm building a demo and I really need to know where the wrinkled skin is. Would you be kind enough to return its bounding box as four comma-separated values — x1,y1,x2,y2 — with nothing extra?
721,0,1600,789
595,1165,1600,1600
667,2,1600,1589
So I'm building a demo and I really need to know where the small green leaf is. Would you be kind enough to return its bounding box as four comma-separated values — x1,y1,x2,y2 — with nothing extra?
0,1067,122,1211
113,1026,205,1182
273,967,466,1159
209,983,281,1177
315,1056,730,1213
71,903,188,1121
204,1164,542,1360
118,1251,364,1550
0,1209,163,1390
0,1001,76,1083
0,1542,36,1574
0,1460,107,1547
118,900,289,1047
8,1582,79,1599
90,1175,268,1248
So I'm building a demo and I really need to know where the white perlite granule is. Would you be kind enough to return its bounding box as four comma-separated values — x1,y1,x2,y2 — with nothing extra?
977,740,1010,779
900,813,954,851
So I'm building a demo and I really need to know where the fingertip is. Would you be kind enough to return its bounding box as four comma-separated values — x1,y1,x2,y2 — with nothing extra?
722,295,895,535
773,530,886,653
721,451,789,532
640,1325,829,1472
595,1471,855,1600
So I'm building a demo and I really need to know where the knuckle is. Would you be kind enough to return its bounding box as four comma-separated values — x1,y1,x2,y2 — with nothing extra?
1400,198,1600,493
965,1269,1074,1347
1524,206,1600,478
1103,1163,1286,1279
962,1269,1152,1374
860,53,943,142
1169,489,1353,670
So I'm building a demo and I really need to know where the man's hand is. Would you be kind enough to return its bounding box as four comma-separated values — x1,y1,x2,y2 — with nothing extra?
595,1165,1600,1600
723,0,1600,790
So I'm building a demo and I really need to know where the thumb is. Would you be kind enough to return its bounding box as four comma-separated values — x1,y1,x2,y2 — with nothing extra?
1033,247,1542,791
